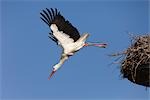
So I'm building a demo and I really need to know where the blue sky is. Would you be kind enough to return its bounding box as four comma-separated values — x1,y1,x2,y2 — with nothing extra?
1,0,149,100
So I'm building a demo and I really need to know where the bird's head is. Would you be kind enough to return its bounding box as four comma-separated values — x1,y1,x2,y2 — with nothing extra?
48,64,60,80
48,55,68,80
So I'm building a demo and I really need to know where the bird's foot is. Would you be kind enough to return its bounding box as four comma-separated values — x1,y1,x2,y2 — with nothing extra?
84,42,107,48
93,43,107,48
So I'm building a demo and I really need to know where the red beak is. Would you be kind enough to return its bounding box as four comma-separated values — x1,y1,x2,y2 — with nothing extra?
48,70,56,80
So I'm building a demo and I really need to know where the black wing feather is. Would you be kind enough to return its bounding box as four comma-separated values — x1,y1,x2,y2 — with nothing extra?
55,8,58,15
40,8,81,42
50,8,55,18
48,33,58,45
40,13,50,26
43,10,51,22
46,8,53,20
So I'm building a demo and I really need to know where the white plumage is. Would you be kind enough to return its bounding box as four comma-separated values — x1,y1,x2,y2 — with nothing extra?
40,8,107,79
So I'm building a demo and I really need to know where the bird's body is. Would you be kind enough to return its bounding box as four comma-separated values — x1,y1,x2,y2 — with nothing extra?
40,8,107,79
51,24,89,55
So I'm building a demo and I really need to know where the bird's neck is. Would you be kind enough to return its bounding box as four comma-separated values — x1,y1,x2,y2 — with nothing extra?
54,55,68,71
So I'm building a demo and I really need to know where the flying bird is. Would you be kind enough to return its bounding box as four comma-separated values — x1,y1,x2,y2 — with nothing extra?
40,8,107,80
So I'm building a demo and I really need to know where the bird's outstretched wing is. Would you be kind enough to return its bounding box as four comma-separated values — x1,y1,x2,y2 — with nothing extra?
40,8,81,44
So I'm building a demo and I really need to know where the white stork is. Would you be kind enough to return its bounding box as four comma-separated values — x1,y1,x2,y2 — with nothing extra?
40,8,107,80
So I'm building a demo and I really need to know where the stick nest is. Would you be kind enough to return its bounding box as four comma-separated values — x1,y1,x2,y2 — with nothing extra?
112,34,150,87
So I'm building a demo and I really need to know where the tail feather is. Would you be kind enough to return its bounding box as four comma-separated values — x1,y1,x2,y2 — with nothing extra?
78,33,89,42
